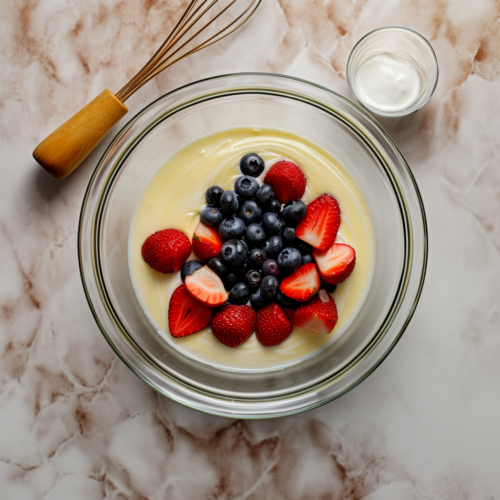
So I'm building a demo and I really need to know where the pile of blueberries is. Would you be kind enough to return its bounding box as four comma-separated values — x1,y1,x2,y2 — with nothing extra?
183,153,335,311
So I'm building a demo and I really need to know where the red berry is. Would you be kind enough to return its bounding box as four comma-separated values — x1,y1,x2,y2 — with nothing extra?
255,303,293,346
141,229,191,273
292,290,338,335
184,265,228,307
313,243,356,284
192,221,223,261
168,285,213,338
212,305,256,347
295,194,341,251
280,263,321,302
264,160,306,204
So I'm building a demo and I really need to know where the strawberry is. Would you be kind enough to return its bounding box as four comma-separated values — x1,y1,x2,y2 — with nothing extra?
313,243,356,284
192,221,223,261
212,305,256,347
142,229,191,273
292,290,338,335
184,265,228,307
295,194,341,251
279,263,320,302
168,285,213,338
263,160,306,204
283,307,294,321
255,303,293,346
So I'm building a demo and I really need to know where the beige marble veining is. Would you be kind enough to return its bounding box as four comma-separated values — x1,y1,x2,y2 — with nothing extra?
1,0,500,498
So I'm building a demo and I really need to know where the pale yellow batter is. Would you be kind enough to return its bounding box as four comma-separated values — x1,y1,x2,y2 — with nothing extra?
128,127,375,372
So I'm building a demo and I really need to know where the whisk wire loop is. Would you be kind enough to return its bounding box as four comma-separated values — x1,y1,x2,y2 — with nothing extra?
115,0,260,102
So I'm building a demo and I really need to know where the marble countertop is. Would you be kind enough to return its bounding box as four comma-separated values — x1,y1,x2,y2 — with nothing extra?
2,0,500,498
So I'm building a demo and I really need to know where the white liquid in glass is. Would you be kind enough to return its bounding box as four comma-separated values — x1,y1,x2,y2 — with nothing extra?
354,52,421,112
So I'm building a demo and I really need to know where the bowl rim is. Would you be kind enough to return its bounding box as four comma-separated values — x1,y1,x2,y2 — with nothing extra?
78,72,428,418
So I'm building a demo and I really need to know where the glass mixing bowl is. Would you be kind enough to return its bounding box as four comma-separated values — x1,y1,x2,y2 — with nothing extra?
79,73,427,418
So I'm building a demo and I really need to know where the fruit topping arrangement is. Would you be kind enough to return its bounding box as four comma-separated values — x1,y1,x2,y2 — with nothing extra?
141,154,357,348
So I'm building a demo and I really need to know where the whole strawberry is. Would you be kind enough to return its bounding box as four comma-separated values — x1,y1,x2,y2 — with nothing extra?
212,305,256,347
142,229,191,273
255,303,293,346
264,160,306,204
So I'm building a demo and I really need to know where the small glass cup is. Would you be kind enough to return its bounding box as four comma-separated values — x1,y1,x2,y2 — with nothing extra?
346,26,439,118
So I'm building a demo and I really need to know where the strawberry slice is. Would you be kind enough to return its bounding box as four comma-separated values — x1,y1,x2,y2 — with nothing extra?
295,194,341,251
292,290,338,335
192,221,223,261
279,263,320,302
255,303,293,346
313,243,356,284
168,284,213,338
212,305,256,347
263,160,306,204
184,265,228,307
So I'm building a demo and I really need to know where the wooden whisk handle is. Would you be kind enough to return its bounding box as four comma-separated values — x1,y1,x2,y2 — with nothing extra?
32,89,128,179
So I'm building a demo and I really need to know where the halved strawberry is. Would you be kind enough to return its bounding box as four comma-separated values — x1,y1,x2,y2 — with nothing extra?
184,265,228,307
168,284,213,338
212,305,256,347
255,303,293,346
313,243,356,284
292,290,338,335
295,194,341,251
280,263,320,302
142,229,191,273
192,221,223,261
263,160,306,204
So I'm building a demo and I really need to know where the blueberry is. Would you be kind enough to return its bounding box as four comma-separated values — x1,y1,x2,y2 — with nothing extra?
180,260,204,282
263,235,283,259
250,288,267,310
248,248,267,269
268,199,282,214
234,176,260,199
260,275,279,300
321,281,337,293
228,282,250,305
282,200,307,224
238,200,262,225
200,206,224,227
277,247,302,272
220,190,239,215
262,212,282,235
275,290,299,309
262,259,279,277
240,239,249,254
245,223,267,247
224,272,240,290
282,226,296,244
208,258,227,278
240,153,265,177
255,184,274,208
245,269,262,290
219,217,246,240
220,239,248,267
205,186,224,206
302,254,314,265
294,239,312,256
240,258,250,273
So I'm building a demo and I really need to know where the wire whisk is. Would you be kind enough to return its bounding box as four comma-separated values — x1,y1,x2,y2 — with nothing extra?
33,0,261,179
116,0,261,102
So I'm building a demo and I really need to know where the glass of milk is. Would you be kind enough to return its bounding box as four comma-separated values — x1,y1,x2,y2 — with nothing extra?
346,26,438,117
